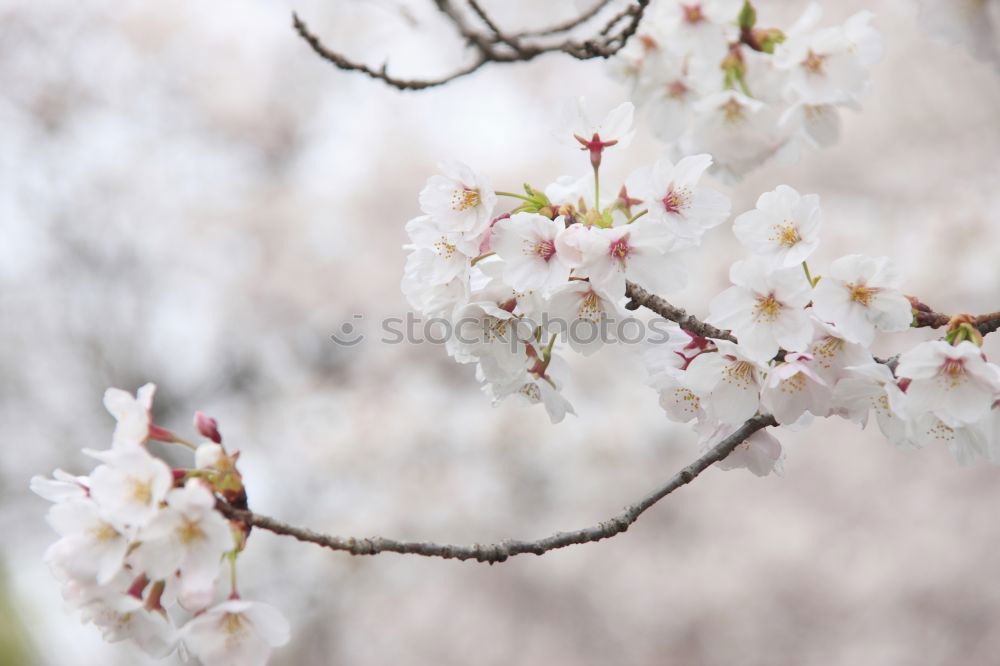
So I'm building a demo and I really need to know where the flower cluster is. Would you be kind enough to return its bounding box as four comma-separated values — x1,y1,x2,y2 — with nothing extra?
403,100,731,423
31,385,288,666
610,1,882,181
403,99,1000,473
648,185,1000,474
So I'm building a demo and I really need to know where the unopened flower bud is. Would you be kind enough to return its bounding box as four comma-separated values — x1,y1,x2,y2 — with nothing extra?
194,411,222,443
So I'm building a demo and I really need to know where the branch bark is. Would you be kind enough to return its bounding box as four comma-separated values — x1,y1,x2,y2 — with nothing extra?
292,1,650,91
220,414,776,563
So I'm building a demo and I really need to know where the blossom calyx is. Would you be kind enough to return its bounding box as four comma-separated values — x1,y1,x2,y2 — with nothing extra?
511,183,552,215
945,315,984,347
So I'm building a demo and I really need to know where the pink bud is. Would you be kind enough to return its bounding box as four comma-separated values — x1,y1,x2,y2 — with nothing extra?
194,411,222,443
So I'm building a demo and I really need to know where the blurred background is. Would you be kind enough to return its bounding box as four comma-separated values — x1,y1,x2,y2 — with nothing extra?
2,0,1000,664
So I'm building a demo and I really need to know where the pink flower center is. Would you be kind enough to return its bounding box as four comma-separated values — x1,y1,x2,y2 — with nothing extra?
533,239,556,262
667,80,688,99
941,358,965,381
682,4,705,24
802,50,826,75
662,186,690,214
608,235,631,264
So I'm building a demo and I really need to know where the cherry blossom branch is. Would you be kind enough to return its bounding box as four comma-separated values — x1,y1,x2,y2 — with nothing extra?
910,299,1000,336
624,280,736,342
292,0,650,91
625,281,1000,343
219,413,776,563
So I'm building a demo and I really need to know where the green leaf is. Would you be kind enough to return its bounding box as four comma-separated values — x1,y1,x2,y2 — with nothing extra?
738,1,756,30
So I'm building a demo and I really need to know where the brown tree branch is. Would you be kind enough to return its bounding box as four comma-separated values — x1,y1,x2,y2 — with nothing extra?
293,13,490,91
220,414,776,563
516,0,616,38
625,280,736,342
626,281,1000,344
292,0,650,91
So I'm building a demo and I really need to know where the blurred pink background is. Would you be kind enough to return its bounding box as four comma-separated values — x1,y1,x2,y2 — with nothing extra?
3,1,1000,664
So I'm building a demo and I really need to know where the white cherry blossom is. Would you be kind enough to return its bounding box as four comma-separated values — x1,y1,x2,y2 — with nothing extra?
450,300,531,385
654,0,742,61
683,340,765,425
680,91,785,183
487,371,576,424
895,340,1000,426
31,469,88,503
491,213,572,293
625,154,731,246
695,419,784,477
546,280,624,355
44,498,129,585
86,446,173,531
644,325,707,423
811,254,912,346
401,248,468,317
760,352,832,424
806,319,875,387
907,412,991,466
733,184,821,268
418,161,496,236
181,599,290,666
707,258,813,364
81,592,178,658
404,215,472,285
558,97,635,154
831,362,911,447
130,480,233,611
774,7,879,105
104,383,156,449
572,217,684,297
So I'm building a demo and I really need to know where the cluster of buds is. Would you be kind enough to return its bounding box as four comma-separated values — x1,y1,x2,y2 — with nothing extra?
31,385,288,666
610,1,882,181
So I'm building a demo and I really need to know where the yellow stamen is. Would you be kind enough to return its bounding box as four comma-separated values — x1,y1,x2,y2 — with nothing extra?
753,294,782,322
848,283,874,307
771,223,801,248
803,50,825,75
450,188,480,212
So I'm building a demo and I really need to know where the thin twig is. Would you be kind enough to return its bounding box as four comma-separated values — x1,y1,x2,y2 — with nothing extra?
292,13,489,91
220,414,777,563
292,1,651,91
625,281,736,342
516,0,616,38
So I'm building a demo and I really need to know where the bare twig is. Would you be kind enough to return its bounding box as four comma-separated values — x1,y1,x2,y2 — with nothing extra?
910,300,1000,336
626,281,1000,346
516,0,616,38
625,281,736,342
292,13,489,91
220,414,776,563
292,0,651,91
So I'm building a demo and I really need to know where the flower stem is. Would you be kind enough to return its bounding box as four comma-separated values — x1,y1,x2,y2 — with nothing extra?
227,550,239,599
592,164,600,212
496,191,531,201
470,252,494,266
801,261,817,287
625,209,648,224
